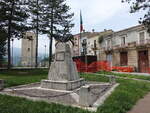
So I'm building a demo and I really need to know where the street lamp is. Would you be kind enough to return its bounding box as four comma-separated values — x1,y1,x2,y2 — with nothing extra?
44,45,47,67
82,40,88,72
11,38,14,66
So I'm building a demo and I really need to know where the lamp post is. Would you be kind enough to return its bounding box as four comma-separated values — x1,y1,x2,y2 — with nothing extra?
44,45,47,67
85,46,89,72
82,40,88,72
11,38,14,66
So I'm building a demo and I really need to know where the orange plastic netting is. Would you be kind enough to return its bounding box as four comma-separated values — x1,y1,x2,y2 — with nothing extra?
73,59,134,73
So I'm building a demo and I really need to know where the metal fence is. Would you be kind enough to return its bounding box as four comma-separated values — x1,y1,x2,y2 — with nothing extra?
0,57,49,68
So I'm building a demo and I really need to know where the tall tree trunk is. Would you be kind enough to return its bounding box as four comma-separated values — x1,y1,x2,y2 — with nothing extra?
49,36,53,67
49,6,54,67
7,23,11,70
7,1,15,70
35,0,39,68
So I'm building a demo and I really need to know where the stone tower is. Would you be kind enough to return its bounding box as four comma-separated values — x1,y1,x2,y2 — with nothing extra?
21,32,36,67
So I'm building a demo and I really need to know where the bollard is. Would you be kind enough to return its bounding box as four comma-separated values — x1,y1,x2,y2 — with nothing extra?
79,85,93,107
109,75,116,84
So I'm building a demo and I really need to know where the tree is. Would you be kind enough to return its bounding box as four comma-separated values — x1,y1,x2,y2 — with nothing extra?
122,0,150,32
28,0,44,67
41,0,74,66
0,0,30,69
0,28,7,67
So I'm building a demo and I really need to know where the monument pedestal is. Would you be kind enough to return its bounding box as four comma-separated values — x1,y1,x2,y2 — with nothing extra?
41,78,85,90
41,42,85,91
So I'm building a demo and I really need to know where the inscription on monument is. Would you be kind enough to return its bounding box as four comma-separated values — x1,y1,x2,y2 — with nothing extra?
56,52,65,61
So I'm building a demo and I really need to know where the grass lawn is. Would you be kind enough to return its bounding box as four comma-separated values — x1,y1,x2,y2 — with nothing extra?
0,70,150,113
97,71,150,81
0,69,48,87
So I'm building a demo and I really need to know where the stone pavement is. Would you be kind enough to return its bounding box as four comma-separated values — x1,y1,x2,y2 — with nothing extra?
127,92,150,113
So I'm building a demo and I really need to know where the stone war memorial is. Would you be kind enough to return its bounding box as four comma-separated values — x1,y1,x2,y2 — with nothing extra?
0,42,119,111
41,42,84,90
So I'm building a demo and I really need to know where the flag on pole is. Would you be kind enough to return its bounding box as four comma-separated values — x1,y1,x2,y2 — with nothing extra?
80,11,83,32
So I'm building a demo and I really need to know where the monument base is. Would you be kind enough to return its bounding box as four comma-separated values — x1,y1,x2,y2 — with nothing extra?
41,78,85,90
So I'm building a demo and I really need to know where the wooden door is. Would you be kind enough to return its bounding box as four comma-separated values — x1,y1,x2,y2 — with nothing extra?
138,50,149,73
120,52,128,66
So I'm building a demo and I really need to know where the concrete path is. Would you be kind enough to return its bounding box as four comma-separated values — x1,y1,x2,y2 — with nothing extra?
112,71,150,76
127,92,150,113
88,73,150,83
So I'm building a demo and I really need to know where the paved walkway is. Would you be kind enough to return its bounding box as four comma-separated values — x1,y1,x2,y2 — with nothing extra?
89,73,150,83
127,92,150,113
112,71,150,76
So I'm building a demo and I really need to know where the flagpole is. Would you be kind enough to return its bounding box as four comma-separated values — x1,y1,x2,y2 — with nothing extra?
78,33,80,56
79,30,81,56
79,10,83,56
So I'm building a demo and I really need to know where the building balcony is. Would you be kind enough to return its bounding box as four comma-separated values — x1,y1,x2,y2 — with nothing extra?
127,42,136,48
103,46,113,52
104,39,150,51
120,43,128,48
136,39,150,47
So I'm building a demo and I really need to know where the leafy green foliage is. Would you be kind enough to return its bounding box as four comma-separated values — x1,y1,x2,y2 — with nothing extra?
41,0,74,37
122,0,150,32
0,0,31,69
40,0,74,65
0,29,7,65
0,0,30,38
28,0,43,67
98,36,104,44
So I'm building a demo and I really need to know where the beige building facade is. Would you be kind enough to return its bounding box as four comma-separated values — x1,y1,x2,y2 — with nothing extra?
21,32,36,67
100,25,150,73
73,30,113,61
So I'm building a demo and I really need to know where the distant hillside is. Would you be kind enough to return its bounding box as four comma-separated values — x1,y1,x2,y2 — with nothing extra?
13,47,21,57
13,47,45,58
12,47,46,66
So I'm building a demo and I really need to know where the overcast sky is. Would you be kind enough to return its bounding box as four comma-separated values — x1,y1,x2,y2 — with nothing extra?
14,0,144,54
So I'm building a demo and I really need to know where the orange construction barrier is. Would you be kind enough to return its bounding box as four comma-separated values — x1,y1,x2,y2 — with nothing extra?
74,59,134,73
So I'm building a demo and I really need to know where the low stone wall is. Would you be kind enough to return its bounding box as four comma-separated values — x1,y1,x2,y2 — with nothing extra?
79,84,112,107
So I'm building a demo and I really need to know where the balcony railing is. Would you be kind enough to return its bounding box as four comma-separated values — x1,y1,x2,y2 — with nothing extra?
104,46,113,51
136,39,150,46
120,43,128,48
101,39,150,51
